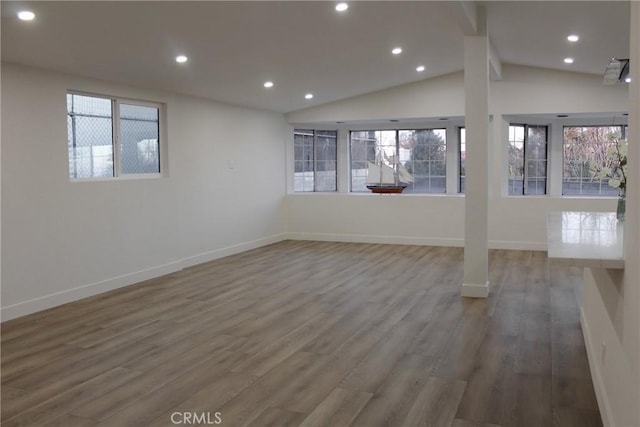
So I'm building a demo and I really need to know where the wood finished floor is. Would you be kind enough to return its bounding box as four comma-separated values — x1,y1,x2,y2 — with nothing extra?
1,241,602,427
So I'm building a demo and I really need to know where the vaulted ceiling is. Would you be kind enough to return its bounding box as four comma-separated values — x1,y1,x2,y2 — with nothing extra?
1,1,631,113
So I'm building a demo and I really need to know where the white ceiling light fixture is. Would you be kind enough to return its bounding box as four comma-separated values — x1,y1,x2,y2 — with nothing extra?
564,57,574,64
392,47,402,55
567,34,580,42
17,10,35,21
626,77,632,83
263,81,274,88
175,55,188,63
305,93,314,99
335,3,348,12
416,65,425,72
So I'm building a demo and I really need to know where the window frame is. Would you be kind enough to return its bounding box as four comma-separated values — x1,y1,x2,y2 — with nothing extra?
458,127,466,193
349,129,397,193
67,90,164,181
293,129,338,192
348,127,447,194
561,124,626,197
507,123,549,196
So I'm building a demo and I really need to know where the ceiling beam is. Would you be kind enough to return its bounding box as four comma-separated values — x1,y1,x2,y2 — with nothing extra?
448,1,478,36
448,1,502,81
489,42,503,81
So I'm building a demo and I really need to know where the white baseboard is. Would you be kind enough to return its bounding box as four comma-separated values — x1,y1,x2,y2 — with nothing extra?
0,261,183,322
286,232,464,247
286,232,546,251
461,281,490,298
581,307,612,427
1,233,288,322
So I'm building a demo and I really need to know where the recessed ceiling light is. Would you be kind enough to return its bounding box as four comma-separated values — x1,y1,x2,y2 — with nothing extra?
305,93,314,99
392,47,403,55
439,117,449,121
625,77,632,83
335,2,348,12
390,119,399,122
567,35,580,42
564,57,574,64
263,81,274,88
17,10,35,21
416,65,425,72
175,55,188,63
557,114,569,118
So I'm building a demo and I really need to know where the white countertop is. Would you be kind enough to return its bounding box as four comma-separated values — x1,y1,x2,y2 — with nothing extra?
547,211,625,269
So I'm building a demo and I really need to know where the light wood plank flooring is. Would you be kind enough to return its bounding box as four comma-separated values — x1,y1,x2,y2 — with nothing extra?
1,241,601,426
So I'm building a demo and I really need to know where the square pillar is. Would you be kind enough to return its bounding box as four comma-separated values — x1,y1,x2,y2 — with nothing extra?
462,11,490,298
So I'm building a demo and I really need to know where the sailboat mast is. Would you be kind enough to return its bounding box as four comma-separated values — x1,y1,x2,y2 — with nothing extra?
394,162,399,186
377,148,383,184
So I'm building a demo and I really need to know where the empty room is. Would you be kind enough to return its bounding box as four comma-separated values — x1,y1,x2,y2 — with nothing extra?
1,1,639,426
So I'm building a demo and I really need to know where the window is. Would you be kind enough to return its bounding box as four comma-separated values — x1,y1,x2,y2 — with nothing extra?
350,130,385,192
563,125,625,196
508,124,548,195
294,129,337,192
350,128,446,193
67,92,161,180
459,127,466,193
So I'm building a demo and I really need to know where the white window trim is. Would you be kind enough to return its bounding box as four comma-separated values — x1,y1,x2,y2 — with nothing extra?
288,114,627,199
290,119,465,195
502,114,628,198
67,90,166,181
505,123,549,196
348,126,450,194
293,129,338,193
560,123,628,197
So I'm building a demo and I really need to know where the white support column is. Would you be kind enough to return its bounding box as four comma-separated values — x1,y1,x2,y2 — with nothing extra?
626,5,640,424
461,6,490,298
626,0,639,266
337,126,350,193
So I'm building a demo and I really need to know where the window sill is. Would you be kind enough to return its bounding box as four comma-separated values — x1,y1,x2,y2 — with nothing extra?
70,173,164,183
288,192,465,197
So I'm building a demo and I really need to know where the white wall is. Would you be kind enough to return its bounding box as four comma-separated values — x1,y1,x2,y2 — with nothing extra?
580,4,640,426
1,63,288,320
285,65,628,249
287,193,466,247
582,268,638,427
287,71,465,124
287,65,627,124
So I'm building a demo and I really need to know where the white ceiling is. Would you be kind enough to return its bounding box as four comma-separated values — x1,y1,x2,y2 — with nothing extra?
1,1,630,113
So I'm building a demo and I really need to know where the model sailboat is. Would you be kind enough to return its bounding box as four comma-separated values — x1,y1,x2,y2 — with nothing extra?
366,153,414,194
